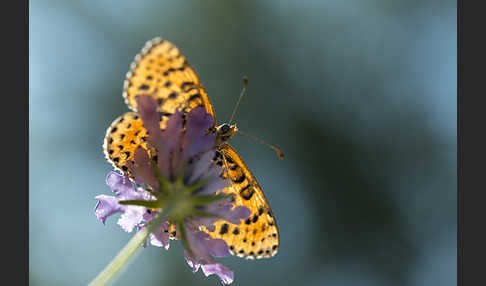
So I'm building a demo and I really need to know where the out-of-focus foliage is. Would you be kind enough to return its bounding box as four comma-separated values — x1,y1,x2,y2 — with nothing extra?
30,0,456,285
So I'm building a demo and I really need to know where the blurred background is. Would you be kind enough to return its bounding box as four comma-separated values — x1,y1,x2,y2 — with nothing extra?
29,0,456,285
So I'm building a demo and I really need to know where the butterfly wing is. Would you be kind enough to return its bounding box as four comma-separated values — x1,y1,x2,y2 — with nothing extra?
105,38,216,174
103,112,170,175
202,143,280,259
123,37,215,123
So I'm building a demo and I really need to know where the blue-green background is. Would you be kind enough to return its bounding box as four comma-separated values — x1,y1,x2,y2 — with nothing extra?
30,0,456,285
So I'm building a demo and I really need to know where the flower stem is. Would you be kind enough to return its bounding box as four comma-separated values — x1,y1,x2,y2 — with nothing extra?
88,208,171,286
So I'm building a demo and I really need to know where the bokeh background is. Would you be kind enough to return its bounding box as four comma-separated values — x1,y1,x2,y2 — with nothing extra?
29,0,456,285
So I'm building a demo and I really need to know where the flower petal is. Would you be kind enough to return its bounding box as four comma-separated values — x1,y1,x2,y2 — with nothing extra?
225,206,251,224
184,247,234,285
150,221,170,250
190,217,217,232
207,204,251,225
181,107,215,162
106,171,133,196
194,164,227,196
201,262,234,285
198,176,229,196
204,238,230,258
186,150,215,185
136,95,163,145
184,228,213,262
94,195,124,224
117,206,146,232
159,111,183,177
131,146,159,189
184,250,201,273
184,229,231,263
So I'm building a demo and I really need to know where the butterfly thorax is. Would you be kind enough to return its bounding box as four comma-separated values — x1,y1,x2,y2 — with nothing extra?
214,123,238,146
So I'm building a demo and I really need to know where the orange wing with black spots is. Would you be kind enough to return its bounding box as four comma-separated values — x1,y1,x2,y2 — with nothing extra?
103,112,175,176
202,143,280,259
123,37,215,124
105,38,214,176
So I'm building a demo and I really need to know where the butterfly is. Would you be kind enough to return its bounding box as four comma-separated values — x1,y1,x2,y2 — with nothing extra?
103,37,279,259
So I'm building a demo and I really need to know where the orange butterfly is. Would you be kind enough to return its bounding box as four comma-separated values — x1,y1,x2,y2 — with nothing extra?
103,38,280,259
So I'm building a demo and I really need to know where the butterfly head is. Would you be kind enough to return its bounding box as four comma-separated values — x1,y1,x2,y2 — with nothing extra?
215,123,238,145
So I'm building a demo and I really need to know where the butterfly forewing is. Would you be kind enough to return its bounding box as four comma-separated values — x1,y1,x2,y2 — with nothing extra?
201,143,279,259
123,37,215,122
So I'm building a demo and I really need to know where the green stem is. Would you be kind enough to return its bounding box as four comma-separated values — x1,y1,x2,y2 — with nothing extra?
88,207,172,286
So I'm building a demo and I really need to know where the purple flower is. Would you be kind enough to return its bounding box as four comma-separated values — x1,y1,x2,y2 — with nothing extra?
184,229,234,284
94,171,170,248
95,94,250,284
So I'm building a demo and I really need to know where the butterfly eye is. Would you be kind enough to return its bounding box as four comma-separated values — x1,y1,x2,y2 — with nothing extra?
221,124,230,134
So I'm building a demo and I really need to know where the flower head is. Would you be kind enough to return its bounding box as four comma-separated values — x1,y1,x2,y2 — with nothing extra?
95,95,251,284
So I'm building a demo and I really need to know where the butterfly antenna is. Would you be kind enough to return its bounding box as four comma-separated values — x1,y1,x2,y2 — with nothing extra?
237,129,285,160
228,76,248,125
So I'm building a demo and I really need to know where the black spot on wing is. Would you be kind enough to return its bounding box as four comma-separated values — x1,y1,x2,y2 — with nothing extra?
252,214,259,223
138,84,150,90
240,184,255,200
219,223,229,235
233,174,246,184
189,93,201,102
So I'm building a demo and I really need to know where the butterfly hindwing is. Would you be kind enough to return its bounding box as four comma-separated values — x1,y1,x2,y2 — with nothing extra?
103,111,175,176
202,143,279,259
123,37,215,123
